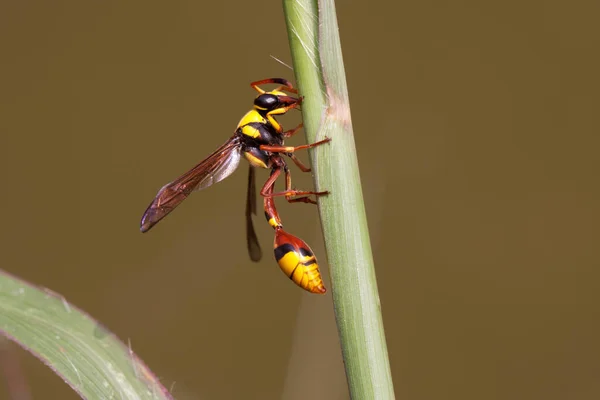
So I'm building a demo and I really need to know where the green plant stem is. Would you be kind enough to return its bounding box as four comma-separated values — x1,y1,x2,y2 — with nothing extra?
282,0,395,399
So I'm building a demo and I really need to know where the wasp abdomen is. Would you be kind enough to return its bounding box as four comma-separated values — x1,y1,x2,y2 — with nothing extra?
274,229,326,294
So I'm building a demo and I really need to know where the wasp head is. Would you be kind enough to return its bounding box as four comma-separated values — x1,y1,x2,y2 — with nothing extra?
254,92,300,113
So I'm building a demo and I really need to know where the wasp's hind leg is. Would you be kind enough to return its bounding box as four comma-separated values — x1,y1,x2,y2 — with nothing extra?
284,165,328,204
287,153,311,172
260,163,328,204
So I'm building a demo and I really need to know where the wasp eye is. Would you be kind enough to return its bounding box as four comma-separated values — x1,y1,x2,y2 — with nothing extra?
254,94,279,110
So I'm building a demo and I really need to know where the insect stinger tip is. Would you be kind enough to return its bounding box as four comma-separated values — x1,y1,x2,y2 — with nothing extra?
313,285,327,294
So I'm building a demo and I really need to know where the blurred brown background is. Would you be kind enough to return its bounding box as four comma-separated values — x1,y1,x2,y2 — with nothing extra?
1,1,599,399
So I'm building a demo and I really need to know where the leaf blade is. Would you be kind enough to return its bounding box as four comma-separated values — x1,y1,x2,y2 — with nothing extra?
0,270,172,400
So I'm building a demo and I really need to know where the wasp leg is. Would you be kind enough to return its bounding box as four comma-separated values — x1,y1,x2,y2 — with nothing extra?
260,161,284,196
263,171,283,229
264,102,302,133
283,123,304,139
251,78,297,94
260,157,328,201
283,165,321,204
259,137,331,154
261,185,329,200
286,197,318,204
287,153,311,172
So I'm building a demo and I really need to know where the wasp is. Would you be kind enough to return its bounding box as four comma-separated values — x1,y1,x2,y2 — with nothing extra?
140,78,330,294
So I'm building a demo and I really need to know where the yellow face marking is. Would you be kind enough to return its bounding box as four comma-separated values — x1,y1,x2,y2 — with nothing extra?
267,107,288,116
244,152,268,169
268,217,279,228
237,110,266,129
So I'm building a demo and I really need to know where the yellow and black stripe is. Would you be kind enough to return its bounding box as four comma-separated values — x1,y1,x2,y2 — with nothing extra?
273,229,326,294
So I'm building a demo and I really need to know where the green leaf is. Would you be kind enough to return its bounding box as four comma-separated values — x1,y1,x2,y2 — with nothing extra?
0,270,172,400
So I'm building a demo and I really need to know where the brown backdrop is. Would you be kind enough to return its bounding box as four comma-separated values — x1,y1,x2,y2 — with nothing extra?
1,1,599,399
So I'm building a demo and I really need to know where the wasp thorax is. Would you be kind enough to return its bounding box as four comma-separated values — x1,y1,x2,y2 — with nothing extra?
254,93,279,111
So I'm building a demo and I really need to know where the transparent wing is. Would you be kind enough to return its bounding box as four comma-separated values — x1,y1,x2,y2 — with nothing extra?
140,136,242,232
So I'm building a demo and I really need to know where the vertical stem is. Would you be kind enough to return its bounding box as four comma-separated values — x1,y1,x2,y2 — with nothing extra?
282,0,396,399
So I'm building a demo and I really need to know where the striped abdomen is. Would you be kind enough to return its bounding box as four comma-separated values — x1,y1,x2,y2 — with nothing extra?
274,228,326,294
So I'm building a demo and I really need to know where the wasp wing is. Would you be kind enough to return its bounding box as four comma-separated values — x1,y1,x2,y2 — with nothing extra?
140,136,242,233
245,166,262,261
